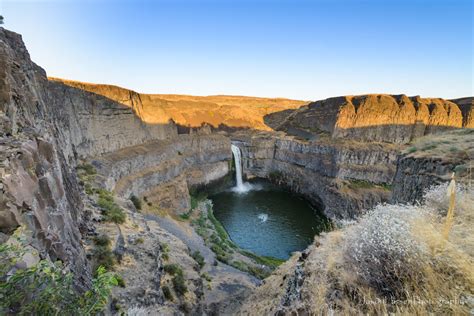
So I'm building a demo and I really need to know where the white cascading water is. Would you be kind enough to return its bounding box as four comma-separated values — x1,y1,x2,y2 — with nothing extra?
231,144,252,193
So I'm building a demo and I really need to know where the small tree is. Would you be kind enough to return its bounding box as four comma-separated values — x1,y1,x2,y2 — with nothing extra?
0,15,4,25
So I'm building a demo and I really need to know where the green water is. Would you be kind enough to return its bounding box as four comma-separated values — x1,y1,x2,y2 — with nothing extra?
210,179,328,260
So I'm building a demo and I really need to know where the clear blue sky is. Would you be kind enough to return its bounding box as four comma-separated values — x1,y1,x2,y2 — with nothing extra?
1,0,472,100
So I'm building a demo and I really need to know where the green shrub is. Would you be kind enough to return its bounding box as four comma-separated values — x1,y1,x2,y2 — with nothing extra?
191,250,205,269
0,241,117,315
162,285,173,301
229,260,270,279
248,265,270,279
84,183,94,195
216,254,230,264
230,260,248,271
163,264,182,276
97,192,126,224
115,274,126,288
96,188,113,199
130,195,142,210
189,191,207,210
201,272,212,282
93,234,111,247
161,243,170,260
77,163,96,175
105,206,126,224
172,273,187,296
190,196,199,210
454,164,467,174
92,235,115,271
163,263,187,296
97,197,114,210
179,211,192,220
347,179,376,190
207,209,234,247
379,183,393,191
407,146,417,154
238,249,284,268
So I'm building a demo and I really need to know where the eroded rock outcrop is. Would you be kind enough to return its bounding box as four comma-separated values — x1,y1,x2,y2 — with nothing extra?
451,97,474,128
51,77,307,131
232,131,400,219
0,28,90,285
91,134,231,214
267,94,471,144
391,129,473,204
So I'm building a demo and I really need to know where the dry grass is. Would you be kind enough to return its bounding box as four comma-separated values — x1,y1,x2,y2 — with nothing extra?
405,129,474,161
50,77,307,130
339,184,473,314
240,184,474,315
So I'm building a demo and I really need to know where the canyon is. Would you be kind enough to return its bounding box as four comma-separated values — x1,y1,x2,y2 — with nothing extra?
1,27,473,315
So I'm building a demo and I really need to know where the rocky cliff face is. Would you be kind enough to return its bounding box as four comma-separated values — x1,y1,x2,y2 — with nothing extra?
0,28,231,290
267,94,471,144
2,25,472,315
451,97,474,128
232,131,399,219
91,134,231,214
0,28,90,284
239,130,474,315
391,129,473,204
51,78,307,131
47,80,177,158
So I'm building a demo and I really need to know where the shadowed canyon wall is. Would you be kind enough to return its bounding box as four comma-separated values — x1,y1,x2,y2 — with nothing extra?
0,29,230,282
232,132,399,219
50,77,307,131
1,28,91,284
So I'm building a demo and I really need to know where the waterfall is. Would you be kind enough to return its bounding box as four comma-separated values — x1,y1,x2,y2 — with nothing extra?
231,144,251,193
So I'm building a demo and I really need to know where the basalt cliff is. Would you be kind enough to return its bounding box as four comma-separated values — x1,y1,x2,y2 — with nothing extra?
1,27,472,314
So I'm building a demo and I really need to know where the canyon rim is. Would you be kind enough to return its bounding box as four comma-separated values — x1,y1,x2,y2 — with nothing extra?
1,1,473,315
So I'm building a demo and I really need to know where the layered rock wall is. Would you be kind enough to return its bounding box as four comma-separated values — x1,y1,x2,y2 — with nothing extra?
391,156,457,204
91,135,231,213
268,94,472,144
51,78,307,131
46,81,178,159
391,129,473,204
233,132,399,219
0,28,230,285
0,28,90,283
